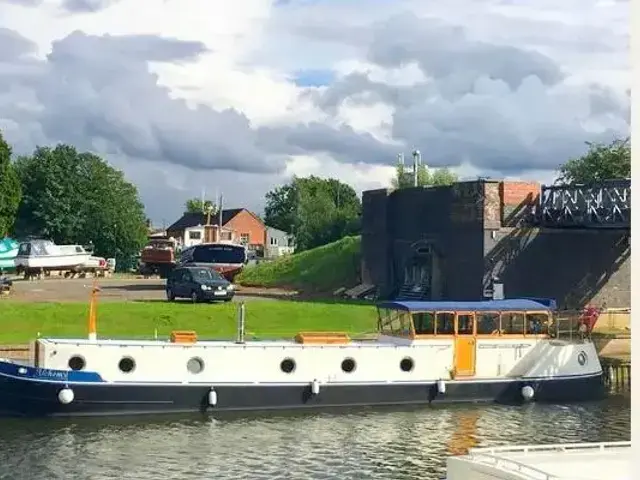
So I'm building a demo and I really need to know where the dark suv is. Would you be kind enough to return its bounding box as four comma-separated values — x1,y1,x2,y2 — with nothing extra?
166,266,235,303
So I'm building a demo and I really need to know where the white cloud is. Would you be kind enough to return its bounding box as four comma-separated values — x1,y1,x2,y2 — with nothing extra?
0,0,629,224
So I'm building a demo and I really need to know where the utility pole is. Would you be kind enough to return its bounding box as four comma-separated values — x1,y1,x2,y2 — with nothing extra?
218,192,223,242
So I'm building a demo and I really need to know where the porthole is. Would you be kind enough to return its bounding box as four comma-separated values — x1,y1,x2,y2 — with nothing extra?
400,357,414,372
341,358,356,373
118,356,136,374
68,355,86,371
280,358,296,374
187,357,205,374
577,351,588,366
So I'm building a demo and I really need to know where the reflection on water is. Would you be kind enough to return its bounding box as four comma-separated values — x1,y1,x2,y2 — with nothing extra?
0,394,630,480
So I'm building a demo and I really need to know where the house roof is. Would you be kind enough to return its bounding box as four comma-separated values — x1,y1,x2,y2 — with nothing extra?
266,226,291,236
167,209,245,232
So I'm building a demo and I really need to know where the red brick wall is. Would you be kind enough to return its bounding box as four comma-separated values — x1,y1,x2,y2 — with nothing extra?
500,181,540,205
225,210,266,247
499,181,541,227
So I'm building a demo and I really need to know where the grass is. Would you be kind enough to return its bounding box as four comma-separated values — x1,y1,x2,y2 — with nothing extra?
0,299,378,344
236,235,361,293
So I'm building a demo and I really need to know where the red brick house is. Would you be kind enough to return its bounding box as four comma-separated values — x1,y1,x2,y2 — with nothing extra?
166,208,267,253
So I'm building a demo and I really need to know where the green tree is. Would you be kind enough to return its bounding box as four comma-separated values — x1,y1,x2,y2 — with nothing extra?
557,137,630,184
184,198,216,214
14,144,148,268
0,131,21,237
264,176,361,251
392,161,458,189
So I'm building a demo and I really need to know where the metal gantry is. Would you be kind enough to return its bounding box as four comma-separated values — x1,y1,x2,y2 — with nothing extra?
538,179,630,229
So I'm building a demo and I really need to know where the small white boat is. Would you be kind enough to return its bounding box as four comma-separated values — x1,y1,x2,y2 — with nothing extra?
14,239,91,273
445,441,631,480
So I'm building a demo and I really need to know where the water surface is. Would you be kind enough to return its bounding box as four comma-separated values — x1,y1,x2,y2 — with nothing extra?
0,393,630,480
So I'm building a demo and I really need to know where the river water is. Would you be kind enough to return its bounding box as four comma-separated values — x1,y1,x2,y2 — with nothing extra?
0,393,630,480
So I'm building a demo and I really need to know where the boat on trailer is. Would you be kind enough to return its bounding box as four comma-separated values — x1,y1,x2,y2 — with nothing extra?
14,239,91,276
0,291,605,417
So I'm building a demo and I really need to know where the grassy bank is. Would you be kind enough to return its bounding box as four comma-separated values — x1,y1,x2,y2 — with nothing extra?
236,235,361,292
0,300,377,344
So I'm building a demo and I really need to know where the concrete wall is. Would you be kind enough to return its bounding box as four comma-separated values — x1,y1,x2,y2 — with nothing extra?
484,227,630,309
362,182,485,299
362,179,630,307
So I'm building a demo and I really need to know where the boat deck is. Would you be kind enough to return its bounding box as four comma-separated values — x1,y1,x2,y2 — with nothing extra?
446,442,631,480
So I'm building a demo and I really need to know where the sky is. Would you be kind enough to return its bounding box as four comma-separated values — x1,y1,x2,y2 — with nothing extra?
0,0,630,225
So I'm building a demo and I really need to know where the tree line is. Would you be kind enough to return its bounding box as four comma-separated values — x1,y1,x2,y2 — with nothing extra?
0,132,148,269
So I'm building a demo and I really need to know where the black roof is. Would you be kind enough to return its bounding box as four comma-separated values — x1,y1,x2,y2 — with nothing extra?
166,209,245,232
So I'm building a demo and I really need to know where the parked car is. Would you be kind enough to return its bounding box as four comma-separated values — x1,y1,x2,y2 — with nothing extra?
166,266,235,303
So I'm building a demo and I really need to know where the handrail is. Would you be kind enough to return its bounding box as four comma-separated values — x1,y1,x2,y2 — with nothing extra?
469,440,630,455
465,452,558,480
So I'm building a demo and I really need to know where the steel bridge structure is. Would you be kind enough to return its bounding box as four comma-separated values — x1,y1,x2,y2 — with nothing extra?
537,179,630,229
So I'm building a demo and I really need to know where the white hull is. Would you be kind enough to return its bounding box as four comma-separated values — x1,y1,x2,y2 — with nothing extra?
35,336,601,386
15,253,91,270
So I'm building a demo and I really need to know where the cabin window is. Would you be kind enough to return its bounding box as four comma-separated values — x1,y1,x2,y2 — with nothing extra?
341,358,356,373
501,313,525,334
379,310,411,336
413,312,435,335
436,313,455,335
187,357,204,374
456,314,475,335
477,313,500,335
68,355,86,371
526,313,549,335
189,231,202,240
118,356,136,373
400,357,414,372
280,358,296,373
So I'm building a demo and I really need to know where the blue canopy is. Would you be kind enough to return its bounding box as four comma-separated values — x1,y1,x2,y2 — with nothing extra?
377,298,556,312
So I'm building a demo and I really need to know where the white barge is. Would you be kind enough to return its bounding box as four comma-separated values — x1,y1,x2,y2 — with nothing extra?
445,441,631,480
0,288,605,417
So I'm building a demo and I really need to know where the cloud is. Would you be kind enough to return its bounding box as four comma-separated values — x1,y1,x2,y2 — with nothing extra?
0,0,42,5
0,0,119,12
59,0,119,13
0,25,394,198
295,10,629,173
0,0,630,223
0,27,37,60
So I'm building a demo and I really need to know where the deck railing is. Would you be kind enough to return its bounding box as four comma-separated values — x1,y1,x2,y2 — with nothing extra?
464,453,558,480
551,311,602,342
469,440,630,455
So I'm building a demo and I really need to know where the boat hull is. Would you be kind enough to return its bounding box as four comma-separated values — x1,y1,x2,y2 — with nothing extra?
0,361,605,417
14,254,91,270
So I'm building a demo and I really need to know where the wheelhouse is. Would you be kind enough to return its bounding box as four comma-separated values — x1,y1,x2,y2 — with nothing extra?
376,299,557,340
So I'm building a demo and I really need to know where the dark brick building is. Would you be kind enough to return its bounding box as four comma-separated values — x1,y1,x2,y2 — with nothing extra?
361,180,630,309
